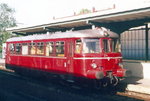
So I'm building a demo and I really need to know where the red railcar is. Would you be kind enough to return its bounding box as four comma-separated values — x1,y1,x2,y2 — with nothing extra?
5,29,126,87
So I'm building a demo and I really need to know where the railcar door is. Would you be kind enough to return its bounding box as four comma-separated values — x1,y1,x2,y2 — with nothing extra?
6,43,16,67
101,38,112,70
66,40,74,73
5,43,10,66
54,41,66,72
101,38,111,54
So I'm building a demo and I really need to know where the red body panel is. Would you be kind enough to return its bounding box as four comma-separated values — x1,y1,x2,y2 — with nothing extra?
6,35,126,80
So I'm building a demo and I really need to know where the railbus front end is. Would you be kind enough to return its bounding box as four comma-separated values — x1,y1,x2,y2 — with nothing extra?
74,37,126,87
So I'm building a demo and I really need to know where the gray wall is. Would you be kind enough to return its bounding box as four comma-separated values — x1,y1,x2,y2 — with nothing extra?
121,28,150,60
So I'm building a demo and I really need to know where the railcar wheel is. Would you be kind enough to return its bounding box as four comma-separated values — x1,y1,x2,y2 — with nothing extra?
94,80,101,89
101,77,110,87
102,81,108,87
111,76,119,86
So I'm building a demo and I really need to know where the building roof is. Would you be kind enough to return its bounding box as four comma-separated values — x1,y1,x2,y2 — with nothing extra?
7,29,118,42
7,6,150,35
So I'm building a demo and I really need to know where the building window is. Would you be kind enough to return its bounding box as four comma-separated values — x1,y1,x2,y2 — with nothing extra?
121,29,146,60
16,43,22,54
29,43,36,55
46,42,54,56
9,43,15,54
56,41,65,57
22,43,28,55
37,42,45,55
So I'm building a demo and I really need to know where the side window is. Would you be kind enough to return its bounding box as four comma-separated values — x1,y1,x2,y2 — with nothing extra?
56,41,65,57
37,42,45,55
9,43,15,54
75,39,82,53
29,43,36,55
103,39,110,53
46,42,54,56
16,43,22,54
112,39,121,52
22,43,28,55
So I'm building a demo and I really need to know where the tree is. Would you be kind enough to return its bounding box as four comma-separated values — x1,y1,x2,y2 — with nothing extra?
0,3,16,53
78,8,91,15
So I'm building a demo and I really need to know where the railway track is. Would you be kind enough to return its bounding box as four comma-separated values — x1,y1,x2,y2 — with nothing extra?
117,91,150,101
0,68,149,101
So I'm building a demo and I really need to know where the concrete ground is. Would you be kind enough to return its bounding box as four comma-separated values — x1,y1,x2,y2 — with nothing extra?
122,77,150,94
0,58,5,64
0,58,150,95
0,58,5,67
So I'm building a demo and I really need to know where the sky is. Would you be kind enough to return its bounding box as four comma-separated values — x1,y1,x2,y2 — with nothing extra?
0,0,150,26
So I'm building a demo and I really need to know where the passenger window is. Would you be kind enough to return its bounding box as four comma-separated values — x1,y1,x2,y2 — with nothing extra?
37,42,45,55
22,43,28,55
9,43,15,54
75,39,82,53
56,41,64,57
103,39,110,53
29,43,36,55
16,43,22,54
46,42,54,56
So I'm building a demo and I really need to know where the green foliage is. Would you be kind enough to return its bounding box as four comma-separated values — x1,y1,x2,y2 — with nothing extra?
78,8,91,14
0,3,16,31
0,3,16,53
0,31,12,43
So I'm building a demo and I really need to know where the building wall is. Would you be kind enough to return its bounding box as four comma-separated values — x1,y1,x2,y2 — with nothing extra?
121,25,150,79
121,29,148,60
123,61,150,79
2,43,6,59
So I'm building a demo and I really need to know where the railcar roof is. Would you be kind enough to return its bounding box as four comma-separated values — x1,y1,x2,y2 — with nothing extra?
7,29,118,42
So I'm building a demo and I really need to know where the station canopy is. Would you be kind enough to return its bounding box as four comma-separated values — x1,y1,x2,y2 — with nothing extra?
7,6,150,35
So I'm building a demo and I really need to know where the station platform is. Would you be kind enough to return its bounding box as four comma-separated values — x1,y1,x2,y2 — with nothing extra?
122,77,150,95
0,58,150,95
0,58,5,66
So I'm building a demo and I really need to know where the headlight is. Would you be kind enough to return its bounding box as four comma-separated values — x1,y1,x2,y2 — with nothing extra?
91,63,97,69
118,63,123,68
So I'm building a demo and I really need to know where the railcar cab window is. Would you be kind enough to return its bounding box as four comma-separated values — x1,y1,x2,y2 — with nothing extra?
9,43,15,54
29,43,36,55
37,42,44,55
46,42,54,56
22,43,28,55
75,39,82,53
83,39,101,53
112,39,121,52
103,39,110,53
56,41,65,57
16,43,22,54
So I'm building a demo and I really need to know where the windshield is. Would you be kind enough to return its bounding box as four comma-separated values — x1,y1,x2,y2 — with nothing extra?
112,39,121,52
83,39,101,53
